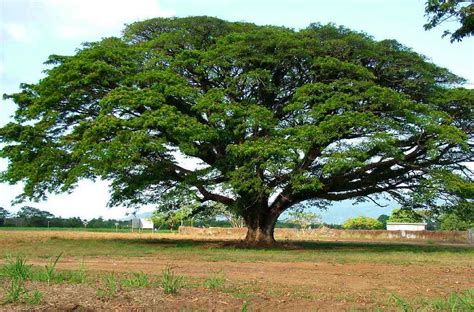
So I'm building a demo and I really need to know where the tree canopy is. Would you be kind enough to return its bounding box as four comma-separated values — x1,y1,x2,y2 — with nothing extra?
1,16,473,244
424,0,474,42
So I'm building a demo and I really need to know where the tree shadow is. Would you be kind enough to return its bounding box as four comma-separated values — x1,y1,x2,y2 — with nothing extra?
122,237,473,253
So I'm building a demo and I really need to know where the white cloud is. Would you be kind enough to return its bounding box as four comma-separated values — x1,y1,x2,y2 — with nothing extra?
40,0,175,39
1,22,33,43
0,0,175,220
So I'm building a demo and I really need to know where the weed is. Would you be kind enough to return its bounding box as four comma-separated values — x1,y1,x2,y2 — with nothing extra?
3,278,27,303
390,293,412,312
161,267,184,294
71,260,88,284
44,252,63,285
428,289,474,311
122,272,150,288
241,301,249,312
96,273,119,299
1,256,32,281
204,272,225,290
24,290,43,305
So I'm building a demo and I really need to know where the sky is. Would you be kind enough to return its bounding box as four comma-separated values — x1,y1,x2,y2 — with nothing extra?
0,0,473,222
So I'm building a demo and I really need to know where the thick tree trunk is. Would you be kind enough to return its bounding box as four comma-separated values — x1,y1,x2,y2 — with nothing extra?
243,209,279,246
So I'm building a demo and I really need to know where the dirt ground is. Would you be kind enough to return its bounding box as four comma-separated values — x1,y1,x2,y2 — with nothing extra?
0,231,473,311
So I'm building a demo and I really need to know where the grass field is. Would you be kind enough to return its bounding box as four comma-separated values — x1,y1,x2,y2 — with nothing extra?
0,230,473,311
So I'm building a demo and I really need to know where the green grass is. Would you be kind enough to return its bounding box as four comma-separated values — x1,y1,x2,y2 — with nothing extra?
122,272,151,288
96,273,120,299
161,267,184,294
1,236,471,266
204,272,226,290
43,253,62,285
0,256,32,280
390,289,474,311
0,256,43,305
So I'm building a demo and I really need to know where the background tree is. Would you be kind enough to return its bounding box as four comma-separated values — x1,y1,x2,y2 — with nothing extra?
377,214,390,228
16,206,54,227
439,212,473,230
424,0,474,42
285,210,321,232
342,216,384,230
1,17,472,245
0,207,10,226
388,208,424,223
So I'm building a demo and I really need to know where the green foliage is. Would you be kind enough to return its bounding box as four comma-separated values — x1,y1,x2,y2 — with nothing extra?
377,214,390,227
1,16,472,243
388,208,424,223
424,1,473,42
161,267,184,294
440,213,473,231
342,217,384,230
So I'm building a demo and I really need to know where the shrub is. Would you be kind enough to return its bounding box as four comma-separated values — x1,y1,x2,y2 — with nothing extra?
342,217,384,230
388,208,423,223
440,213,473,231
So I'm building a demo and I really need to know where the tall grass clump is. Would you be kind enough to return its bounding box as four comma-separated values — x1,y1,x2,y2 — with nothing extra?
3,278,27,304
122,272,150,288
161,267,184,294
0,256,43,305
43,253,62,285
1,256,32,281
96,273,120,299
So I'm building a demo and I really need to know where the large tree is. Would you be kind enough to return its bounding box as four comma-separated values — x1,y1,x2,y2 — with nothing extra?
1,17,473,244
424,0,474,42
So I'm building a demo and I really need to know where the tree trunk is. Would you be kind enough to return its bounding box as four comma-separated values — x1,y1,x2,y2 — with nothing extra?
243,209,279,246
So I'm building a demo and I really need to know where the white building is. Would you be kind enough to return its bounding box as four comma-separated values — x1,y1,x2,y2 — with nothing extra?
131,218,154,230
386,222,427,231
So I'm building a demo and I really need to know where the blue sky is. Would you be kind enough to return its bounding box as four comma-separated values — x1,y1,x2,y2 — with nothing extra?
0,0,473,222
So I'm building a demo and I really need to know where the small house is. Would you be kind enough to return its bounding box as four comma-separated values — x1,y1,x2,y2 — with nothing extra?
386,222,427,231
131,218,154,230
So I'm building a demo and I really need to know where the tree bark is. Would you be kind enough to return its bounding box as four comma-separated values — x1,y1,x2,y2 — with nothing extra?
243,209,280,246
